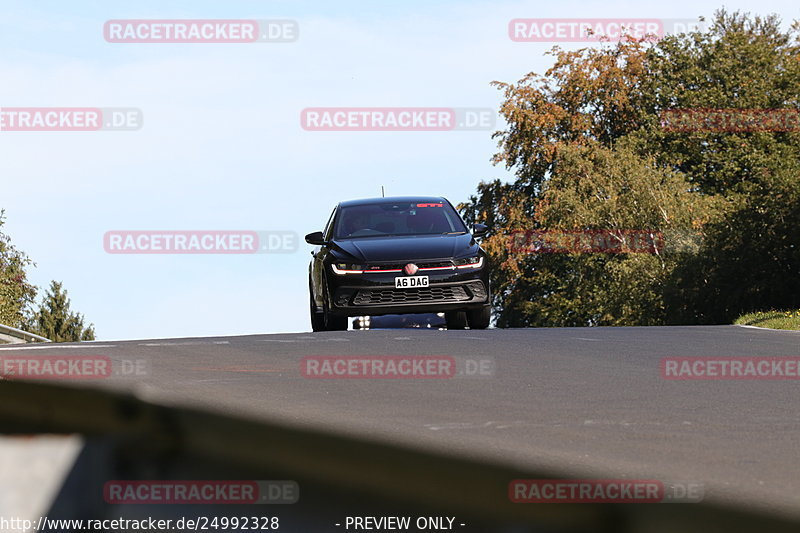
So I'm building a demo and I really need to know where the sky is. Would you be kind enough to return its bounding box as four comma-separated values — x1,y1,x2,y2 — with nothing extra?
1,0,797,340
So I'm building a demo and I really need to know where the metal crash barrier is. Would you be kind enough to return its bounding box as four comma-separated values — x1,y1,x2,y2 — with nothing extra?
0,323,51,344
0,380,798,533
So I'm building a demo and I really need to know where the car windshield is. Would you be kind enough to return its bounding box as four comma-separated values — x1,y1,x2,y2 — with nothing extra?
333,201,467,239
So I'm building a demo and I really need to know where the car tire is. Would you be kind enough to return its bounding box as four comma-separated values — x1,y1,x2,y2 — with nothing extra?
467,305,491,329
445,311,468,330
310,286,326,332
319,277,348,331
324,308,348,331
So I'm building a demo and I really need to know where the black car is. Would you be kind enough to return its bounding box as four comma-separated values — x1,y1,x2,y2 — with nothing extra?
306,196,491,331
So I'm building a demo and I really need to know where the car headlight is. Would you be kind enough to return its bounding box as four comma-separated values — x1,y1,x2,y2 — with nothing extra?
454,256,483,269
331,263,365,274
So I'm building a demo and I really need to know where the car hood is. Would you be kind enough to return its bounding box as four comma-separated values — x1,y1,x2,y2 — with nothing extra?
331,233,478,263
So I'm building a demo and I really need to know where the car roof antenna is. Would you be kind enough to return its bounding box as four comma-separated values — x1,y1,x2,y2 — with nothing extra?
381,186,385,197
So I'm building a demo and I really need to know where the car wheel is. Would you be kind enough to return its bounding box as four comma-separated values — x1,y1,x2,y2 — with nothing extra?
445,311,468,330
309,286,325,332
467,305,491,329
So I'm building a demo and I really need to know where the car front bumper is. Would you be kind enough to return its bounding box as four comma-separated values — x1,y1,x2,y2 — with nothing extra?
326,267,490,317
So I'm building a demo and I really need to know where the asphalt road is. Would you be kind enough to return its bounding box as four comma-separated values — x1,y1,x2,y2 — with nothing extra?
2,325,800,519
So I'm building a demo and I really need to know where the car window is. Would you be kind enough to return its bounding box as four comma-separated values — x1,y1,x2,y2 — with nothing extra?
322,207,337,239
333,202,466,239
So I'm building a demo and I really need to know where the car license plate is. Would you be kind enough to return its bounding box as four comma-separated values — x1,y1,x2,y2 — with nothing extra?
395,276,429,288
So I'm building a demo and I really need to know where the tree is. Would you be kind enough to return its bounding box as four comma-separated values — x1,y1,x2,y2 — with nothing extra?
0,210,37,327
461,9,800,326
464,142,720,326
25,281,96,342
666,164,800,323
638,12,800,195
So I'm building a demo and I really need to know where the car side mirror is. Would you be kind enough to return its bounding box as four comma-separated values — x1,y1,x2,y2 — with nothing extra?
472,223,488,238
305,231,327,245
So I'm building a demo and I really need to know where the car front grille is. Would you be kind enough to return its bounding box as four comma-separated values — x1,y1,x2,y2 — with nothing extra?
353,286,470,305
363,260,455,272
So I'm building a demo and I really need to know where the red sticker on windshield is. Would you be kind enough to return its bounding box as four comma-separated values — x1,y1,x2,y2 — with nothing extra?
417,203,443,207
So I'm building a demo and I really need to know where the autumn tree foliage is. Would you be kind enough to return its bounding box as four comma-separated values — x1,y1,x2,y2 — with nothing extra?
0,211,96,341
0,211,37,327
461,10,800,326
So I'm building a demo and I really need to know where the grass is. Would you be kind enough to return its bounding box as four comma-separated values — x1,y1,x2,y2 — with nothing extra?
734,309,800,330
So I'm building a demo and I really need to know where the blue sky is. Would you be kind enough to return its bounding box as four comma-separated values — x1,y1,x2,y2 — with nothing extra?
1,0,796,339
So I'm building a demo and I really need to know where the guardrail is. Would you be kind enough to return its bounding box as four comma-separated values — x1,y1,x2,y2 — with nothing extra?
0,323,51,344
2,380,798,532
